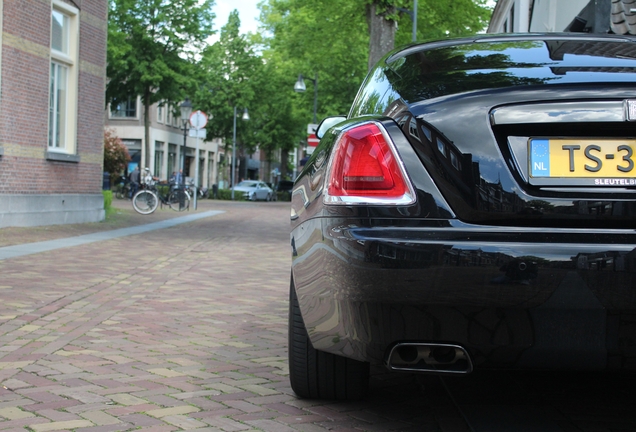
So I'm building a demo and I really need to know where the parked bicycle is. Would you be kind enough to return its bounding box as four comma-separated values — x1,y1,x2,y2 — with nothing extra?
186,180,209,199
114,176,131,200
132,183,191,215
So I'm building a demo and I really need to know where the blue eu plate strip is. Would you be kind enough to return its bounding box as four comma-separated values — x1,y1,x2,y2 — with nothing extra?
530,139,550,177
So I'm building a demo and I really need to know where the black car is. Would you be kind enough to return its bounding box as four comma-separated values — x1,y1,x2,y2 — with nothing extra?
289,33,636,400
277,180,294,193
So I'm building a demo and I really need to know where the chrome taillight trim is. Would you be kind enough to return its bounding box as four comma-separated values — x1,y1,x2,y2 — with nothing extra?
322,121,417,206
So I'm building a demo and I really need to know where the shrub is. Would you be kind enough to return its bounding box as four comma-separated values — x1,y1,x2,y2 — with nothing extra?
104,128,131,178
216,188,245,201
103,190,113,215
156,184,170,197
276,191,291,202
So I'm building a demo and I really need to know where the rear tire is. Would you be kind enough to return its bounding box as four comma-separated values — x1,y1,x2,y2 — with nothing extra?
288,276,369,400
168,189,190,212
132,190,158,214
115,185,125,200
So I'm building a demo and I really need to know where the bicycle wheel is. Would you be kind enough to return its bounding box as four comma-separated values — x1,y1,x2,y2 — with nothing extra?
168,189,190,212
132,190,159,214
114,184,125,200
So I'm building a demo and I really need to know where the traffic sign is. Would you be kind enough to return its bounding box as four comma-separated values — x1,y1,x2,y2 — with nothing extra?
307,123,319,147
189,129,206,138
189,110,208,130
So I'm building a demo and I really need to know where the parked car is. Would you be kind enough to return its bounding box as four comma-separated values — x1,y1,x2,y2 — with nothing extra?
289,33,636,400
276,180,294,193
232,180,273,201
275,180,294,201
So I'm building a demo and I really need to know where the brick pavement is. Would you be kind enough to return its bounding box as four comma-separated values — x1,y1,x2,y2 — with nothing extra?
0,199,462,432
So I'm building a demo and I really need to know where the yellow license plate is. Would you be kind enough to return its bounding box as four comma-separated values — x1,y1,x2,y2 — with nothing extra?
529,138,636,178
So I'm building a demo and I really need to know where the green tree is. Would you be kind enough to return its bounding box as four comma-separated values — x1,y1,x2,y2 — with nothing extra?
367,0,400,71
250,61,305,180
367,0,492,69
195,10,264,184
260,0,368,122
107,0,215,168
394,0,492,46
259,0,493,120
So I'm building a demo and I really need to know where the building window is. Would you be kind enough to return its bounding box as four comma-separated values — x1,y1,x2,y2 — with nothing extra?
154,145,164,177
450,151,461,170
49,1,78,152
420,125,432,142
510,5,515,32
168,152,176,178
408,118,420,142
49,63,67,149
110,96,137,118
437,137,446,157
157,103,164,123
166,105,173,125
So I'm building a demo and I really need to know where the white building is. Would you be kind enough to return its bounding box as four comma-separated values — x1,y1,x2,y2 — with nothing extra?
106,98,225,189
488,0,636,35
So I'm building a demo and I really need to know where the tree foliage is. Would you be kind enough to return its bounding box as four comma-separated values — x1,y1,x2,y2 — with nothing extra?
260,0,368,121
394,0,492,46
107,0,215,167
249,61,305,179
258,0,493,127
103,128,131,177
196,11,261,150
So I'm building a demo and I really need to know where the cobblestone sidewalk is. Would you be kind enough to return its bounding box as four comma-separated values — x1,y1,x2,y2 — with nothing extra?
0,198,211,249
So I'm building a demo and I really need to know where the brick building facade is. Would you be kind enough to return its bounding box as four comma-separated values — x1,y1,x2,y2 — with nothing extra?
0,0,107,227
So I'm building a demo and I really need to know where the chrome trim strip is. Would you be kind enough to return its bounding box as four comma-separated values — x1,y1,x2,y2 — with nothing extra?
490,101,625,125
626,100,636,122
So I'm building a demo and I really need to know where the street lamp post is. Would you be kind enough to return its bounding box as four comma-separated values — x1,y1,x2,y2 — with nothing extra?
412,0,418,42
180,99,193,192
294,73,318,124
398,0,418,42
231,106,250,200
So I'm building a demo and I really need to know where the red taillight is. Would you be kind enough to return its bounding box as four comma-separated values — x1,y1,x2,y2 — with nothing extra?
327,123,410,200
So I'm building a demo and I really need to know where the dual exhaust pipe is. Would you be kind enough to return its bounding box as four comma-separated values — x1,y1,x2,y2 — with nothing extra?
386,342,473,374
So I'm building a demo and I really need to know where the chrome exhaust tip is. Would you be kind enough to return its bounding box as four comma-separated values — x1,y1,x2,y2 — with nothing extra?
386,342,473,374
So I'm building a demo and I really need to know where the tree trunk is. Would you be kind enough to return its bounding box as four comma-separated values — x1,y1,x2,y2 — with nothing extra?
367,2,397,71
280,149,289,179
143,90,151,169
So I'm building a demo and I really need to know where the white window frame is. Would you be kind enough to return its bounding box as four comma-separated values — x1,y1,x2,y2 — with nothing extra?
49,0,79,154
166,105,174,125
154,150,164,177
109,96,139,119
157,103,164,123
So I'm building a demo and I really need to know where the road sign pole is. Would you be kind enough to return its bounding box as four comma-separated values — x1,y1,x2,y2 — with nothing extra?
189,110,209,210
194,135,201,209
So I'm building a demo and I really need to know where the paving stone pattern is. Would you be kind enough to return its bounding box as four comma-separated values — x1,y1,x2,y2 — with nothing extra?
0,201,459,432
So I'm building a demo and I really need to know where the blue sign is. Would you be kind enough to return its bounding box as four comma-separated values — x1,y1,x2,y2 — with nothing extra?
530,139,550,177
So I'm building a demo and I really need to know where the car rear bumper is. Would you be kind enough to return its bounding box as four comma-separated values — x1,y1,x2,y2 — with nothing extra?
291,217,636,371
